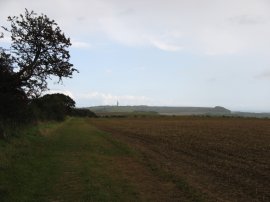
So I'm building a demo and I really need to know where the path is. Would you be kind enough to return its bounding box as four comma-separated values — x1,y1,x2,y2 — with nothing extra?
0,118,186,201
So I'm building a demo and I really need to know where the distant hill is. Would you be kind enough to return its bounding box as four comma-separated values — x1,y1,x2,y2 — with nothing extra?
231,111,270,118
87,106,270,118
88,105,231,116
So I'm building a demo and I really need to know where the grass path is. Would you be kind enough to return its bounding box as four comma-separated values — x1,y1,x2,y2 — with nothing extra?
1,118,188,201
1,118,140,201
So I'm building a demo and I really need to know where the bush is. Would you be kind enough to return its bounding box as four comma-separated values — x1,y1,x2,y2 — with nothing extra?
70,108,97,118
30,93,75,121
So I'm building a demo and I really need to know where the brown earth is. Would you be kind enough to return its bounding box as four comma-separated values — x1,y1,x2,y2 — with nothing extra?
90,116,270,202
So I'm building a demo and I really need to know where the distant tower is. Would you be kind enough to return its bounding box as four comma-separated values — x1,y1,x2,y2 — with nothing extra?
117,100,119,107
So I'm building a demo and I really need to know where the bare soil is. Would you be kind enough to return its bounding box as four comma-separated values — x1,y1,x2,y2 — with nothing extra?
90,116,270,202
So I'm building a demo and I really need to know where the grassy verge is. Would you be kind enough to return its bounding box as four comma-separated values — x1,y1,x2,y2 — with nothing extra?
0,118,139,202
0,121,59,201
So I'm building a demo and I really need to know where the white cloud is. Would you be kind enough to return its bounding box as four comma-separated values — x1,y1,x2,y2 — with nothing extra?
104,68,113,74
1,0,270,54
228,14,267,25
0,37,11,44
150,39,183,52
97,0,270,55
255,71,270,79
78,91,150,105
71,40,91,49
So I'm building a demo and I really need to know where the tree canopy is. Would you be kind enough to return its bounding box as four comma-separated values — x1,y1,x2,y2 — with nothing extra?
31,93,75,121
0,9,79,136
1,9,78,98
31,93,97,121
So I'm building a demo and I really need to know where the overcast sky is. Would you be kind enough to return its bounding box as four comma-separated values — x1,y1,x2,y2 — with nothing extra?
1,0,270,112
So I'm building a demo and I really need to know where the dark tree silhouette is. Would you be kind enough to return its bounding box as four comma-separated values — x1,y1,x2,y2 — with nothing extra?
1,9,78,98
31,93,97,121
0,10,78,137
31,93,76,121
0,47,29,123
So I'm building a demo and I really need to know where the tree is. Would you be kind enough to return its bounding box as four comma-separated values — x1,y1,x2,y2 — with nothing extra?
1,9,78,98
70,108,97,118
31,93,76,121
0,43,29,122
0,9,78,137
30,93,97,121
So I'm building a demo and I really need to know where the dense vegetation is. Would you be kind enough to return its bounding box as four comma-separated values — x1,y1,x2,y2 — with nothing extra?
30,93,97,121
0,10,95,138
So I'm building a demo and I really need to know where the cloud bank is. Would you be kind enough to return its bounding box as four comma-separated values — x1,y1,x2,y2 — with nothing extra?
77,92,151,106
1,0,270,55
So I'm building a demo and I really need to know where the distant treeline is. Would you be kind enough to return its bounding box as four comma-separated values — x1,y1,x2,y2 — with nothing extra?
89,105,231,116
89,105,270,118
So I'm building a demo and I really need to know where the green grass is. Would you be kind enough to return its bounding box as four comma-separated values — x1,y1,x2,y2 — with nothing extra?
0,118,139,202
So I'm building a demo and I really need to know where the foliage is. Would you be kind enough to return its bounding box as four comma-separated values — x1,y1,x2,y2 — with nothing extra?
0,55,29,122
31,93,76,121
0,9,78,137
1,9,78,98
30,93,97,121
70,108,97,118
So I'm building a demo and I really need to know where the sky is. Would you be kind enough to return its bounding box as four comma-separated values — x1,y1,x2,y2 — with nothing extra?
1,0,270,112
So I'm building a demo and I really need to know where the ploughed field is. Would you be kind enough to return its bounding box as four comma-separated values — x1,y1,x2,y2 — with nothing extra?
1,117,269,201
90,116,270,202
